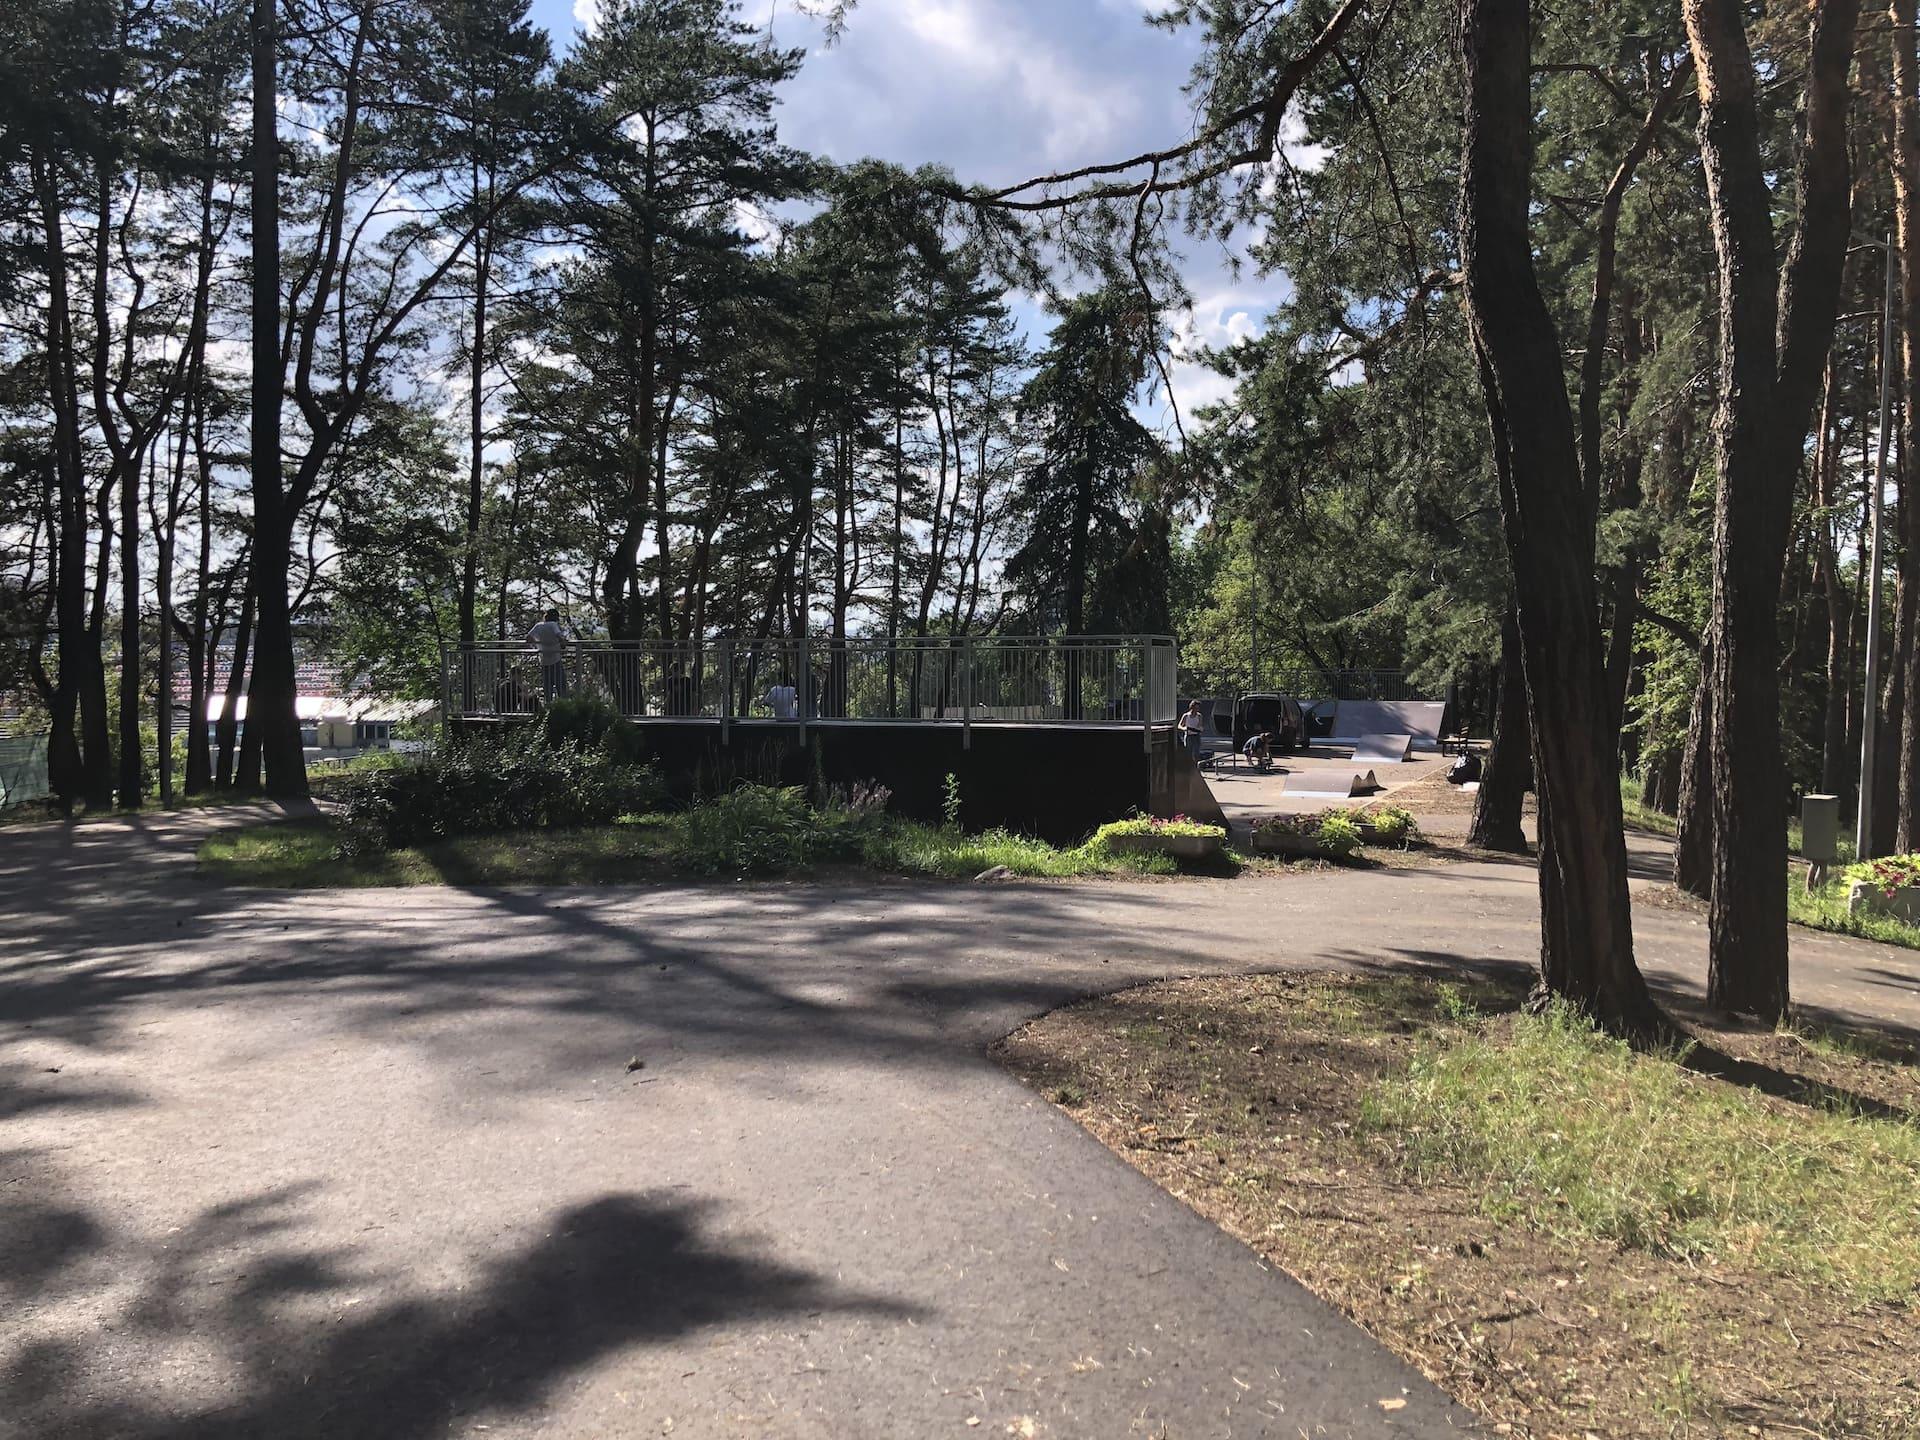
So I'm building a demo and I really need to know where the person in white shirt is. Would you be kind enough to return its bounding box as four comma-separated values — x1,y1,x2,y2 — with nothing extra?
764,681,798,720
1179,701,1205,756
526,609,569,700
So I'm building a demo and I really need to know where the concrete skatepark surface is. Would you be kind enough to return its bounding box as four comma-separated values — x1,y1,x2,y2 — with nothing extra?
4,809,1918,1439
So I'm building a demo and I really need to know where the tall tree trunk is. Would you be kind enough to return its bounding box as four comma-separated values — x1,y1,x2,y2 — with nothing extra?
154,442,176,808
1813,354,1851,795
1877,577,1912,854
183,387,218,795
215,585,254,790
243,0,307,798
116,446,145,810
81,487,115,809
1687,0,1860,1021
460,221,490,648
36,157,88,811
1897,0,1920,848
1460,0,1660,1034
1674,657,1715,893
1469,604,1532,852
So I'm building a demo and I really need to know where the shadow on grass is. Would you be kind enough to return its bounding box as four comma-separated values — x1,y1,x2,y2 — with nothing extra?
1677,1043,1919,1126
1320,945,1920,1123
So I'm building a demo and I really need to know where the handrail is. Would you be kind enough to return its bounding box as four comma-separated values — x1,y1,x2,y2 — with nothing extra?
442,634,1181,729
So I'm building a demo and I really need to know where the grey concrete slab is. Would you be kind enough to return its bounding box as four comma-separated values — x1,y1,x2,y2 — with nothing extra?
1282,769,1380,799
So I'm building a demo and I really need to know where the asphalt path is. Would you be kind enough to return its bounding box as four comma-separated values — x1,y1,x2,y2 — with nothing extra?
2,810,1915,1439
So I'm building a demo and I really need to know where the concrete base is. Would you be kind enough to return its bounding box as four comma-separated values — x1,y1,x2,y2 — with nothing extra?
1848,879,1920,923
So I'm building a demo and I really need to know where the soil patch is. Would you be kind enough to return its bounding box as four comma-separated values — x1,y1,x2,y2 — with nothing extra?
995,972,1920,1438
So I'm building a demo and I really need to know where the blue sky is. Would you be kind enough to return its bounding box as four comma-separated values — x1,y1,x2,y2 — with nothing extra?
522,0,1289,425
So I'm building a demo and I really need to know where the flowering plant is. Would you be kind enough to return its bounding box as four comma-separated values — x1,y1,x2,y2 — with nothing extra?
1100,814,1226,840
1844,852,1920,899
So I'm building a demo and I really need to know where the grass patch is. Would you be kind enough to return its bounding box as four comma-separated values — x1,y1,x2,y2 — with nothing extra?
1619,773,1676,836
1789,870,1920,951
197,817,683,887
999,971,1920,1438
196,812,1260,887
1366,1000,1920,1304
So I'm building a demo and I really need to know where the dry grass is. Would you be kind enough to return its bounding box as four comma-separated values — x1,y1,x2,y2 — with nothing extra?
996,971,1920,1439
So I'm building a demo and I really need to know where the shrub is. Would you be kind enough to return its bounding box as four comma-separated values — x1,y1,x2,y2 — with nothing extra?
1249,811,1364,857
1084,815,1227,864
1367,804,1419,847
680,782,873,874
681,784,813,873
336,731,664,852
1845,852,1920,897
1093,815,1226,841
1314,810,1364,856
821,779,893,818
942,771,963,831
541,695,649,765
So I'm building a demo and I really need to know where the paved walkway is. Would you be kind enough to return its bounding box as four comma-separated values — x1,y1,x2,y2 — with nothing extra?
3,812,1916,1439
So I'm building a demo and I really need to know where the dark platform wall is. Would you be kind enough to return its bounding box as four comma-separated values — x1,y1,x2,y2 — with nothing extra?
468,720,1197,844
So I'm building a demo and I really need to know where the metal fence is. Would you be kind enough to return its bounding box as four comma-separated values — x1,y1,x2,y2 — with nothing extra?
1183,669,1421,704
0,735,49,808
443,636,1180,745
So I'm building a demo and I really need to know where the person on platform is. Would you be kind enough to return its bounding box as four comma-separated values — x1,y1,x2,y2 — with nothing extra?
526,609,569,700
764,679,799,720
1179,701,1205,756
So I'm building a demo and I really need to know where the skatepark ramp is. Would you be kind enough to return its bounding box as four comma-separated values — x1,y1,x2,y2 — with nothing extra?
1328,701,1448,750
1283,769,1380,798
1351,733,1413,764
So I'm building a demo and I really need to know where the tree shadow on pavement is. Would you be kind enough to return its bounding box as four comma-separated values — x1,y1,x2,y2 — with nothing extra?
3,1185,918,1440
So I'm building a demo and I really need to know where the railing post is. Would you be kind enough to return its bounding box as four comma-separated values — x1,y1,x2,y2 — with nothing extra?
798,636,809,747
720,638,732,746
963,635,974,750
1143,639,1153,754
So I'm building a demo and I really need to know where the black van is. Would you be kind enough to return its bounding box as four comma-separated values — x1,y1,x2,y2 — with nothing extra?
1231,693,1306,753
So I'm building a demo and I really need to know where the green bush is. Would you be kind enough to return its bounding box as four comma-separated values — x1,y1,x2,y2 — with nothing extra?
336,731,664,852
541,696,649,765
1844,852,1920,896
1314,810,1364,856
680,783,873,874
1090,815,1227,843
1367,804,1418,847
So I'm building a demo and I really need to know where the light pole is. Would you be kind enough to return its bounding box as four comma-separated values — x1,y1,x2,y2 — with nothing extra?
1249,565,1260,692
1858,235,1896,860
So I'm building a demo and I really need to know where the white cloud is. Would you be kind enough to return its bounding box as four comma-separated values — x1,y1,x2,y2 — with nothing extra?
890,0,1138,164
1157,279,1288,427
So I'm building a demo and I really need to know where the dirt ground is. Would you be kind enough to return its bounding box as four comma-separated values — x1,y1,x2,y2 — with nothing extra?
996,971,1920,1440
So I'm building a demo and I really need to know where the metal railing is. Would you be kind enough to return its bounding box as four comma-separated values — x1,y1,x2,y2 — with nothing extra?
443,635,1180,748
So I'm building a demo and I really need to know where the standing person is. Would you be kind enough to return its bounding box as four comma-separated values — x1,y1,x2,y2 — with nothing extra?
527,609,569,701
1179,701,1205,757
763,678,798,720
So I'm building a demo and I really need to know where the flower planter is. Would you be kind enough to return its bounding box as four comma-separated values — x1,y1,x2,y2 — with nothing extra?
1847,880,1920,923
1249,828,1323,858
1107,830,1223,861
